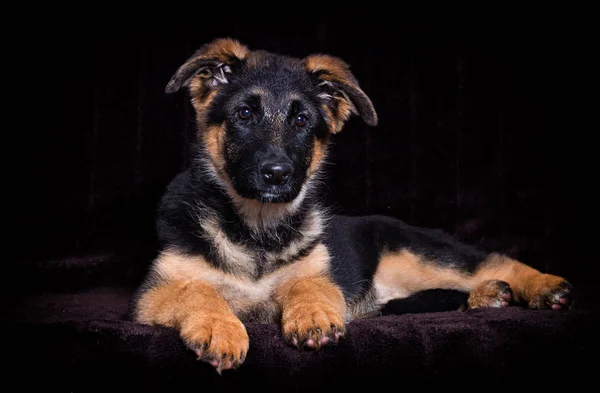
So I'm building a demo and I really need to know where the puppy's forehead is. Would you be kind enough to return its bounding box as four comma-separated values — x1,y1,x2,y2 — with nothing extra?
251,89,309,121
243,52,311,89
232,71,315,114
223,51,318,116
245,87,306,106
246,50,302,70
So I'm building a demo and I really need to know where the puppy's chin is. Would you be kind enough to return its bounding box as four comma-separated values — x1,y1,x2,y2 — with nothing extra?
233,186,300,204
256,191,296,204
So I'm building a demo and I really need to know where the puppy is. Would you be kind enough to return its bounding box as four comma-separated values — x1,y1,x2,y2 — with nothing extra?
131,38,573,373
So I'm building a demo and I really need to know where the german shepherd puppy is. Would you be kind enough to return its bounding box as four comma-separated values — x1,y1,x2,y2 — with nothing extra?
132,38,573,373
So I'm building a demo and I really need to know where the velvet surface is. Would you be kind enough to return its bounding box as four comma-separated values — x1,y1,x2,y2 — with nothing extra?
9,283,599,390
12,11,598,391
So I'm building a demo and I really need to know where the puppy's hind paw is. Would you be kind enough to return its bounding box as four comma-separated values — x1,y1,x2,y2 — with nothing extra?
528,275,573,310
468,280,513,309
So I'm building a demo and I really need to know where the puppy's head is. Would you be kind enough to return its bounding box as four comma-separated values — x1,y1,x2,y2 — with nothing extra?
166,38,377,204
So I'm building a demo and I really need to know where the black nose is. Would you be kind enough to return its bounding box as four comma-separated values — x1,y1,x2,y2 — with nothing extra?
260,162,293,186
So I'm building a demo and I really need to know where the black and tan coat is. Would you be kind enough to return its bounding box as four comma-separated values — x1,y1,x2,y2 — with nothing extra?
131,38,573,373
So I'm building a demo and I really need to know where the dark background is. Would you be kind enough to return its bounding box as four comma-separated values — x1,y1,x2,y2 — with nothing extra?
18,11,596,308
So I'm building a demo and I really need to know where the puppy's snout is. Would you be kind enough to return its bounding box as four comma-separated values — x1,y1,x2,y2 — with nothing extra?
260,162,293,186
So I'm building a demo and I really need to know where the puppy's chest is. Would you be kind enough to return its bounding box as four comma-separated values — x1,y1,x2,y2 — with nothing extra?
206,230,311,278
205,242,329,323
200,212,322,278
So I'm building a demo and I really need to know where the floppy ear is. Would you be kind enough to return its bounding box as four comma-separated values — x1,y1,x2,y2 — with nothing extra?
165,38,249,94
305,55,378,133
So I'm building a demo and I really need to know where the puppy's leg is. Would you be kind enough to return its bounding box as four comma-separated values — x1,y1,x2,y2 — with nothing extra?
276,276,346,350
470,253,573,310
467,279,513,309
373,250,572,311
134,279,249,373
274,245,346,350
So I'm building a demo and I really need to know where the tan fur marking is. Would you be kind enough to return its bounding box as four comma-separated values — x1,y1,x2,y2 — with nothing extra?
319,105,337,134
277,275,346,347
227,183,311,231
202,123,226,172
306,55,356,133
199,218,256,277
321,97,353,134
202,38,249,64
472,253,567,305
467,279,511,309
190,83,218,117
334,96,353,130
373,250,472,304
135,278,229,326
309,139,327,175
182,39,247,108
134,279,249,371
375,250,570,309
305,55,353,84
152,244,331,322
274,244,346,348
274,242,332,281
152,251,262,317
471,254,537,303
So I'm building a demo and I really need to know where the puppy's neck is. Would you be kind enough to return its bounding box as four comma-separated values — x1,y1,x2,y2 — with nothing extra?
197,155,316,233
186,158,326,276
227,183,311,233
191,166,324,276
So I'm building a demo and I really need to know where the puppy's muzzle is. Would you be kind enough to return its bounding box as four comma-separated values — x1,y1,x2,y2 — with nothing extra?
260,161,293,186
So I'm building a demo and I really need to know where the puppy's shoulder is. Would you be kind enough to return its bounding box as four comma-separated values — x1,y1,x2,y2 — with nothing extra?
155,168,213,254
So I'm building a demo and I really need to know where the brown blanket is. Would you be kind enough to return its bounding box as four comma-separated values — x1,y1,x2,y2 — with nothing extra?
9,270,599,391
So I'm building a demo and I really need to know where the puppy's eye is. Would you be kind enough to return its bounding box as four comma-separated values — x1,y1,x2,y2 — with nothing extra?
295,114,308,127
238,107,252,120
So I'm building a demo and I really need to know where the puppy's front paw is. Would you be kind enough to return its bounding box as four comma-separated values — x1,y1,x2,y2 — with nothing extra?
180,313,249,374
282,302,346,350
528,274,573,310
468,279,513,309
